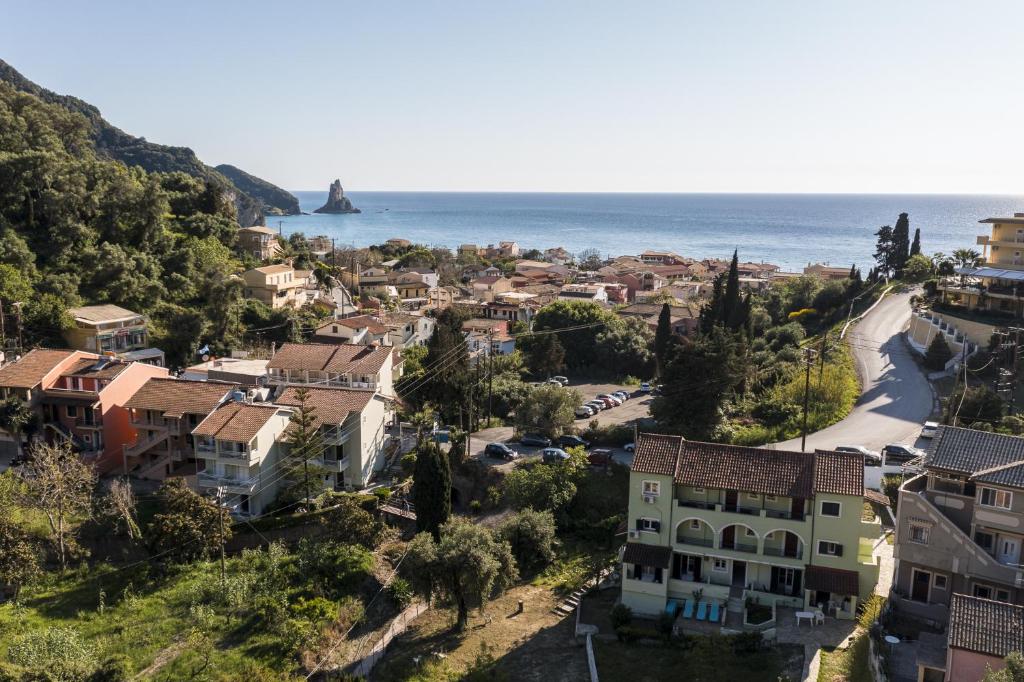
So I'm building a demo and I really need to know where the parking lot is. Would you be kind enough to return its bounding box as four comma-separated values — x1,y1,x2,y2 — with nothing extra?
467,380,649,470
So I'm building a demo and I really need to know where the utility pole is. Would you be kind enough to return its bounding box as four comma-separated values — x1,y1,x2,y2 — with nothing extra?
487,330,494,424
216,486,227,590
12,302,23,354
331,237,337,268
800,346,817,452
817,333,828,386
1008,327,1024,415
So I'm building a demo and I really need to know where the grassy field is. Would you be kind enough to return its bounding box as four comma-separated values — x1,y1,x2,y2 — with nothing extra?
592,638,805,682
817,634,872,682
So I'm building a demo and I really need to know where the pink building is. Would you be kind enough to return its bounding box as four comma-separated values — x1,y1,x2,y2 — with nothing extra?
944,593,1024,682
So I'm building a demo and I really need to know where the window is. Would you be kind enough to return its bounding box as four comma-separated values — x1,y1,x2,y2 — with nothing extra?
765,495,777,502
820,501,841,517
690,520,702,530
638,518,661,533
909,524,930,545
747,493,759,501
996,589,1011,602
975,585,993,599
817,541,843,556
693,487,705,494
933,574,948,590
712,558,728,572
980,487,1013,510
66,405,78,418
976,531,995,551
642,481,660,497
745,527,756,537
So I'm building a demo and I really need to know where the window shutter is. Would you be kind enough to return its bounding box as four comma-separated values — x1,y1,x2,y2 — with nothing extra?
817,541,826,554
653,521,661,532
635,519,642,531
654,567,663,582
836,544,843,557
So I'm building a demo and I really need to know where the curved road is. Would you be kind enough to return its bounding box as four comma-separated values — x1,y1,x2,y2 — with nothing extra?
773,290,933,452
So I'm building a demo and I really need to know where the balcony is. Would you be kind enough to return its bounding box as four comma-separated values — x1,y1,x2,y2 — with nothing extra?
75,416,103,430
197,472,258,493
762,546,803,560
677,499,716,511
764,508,805,521
721,504,761,516
676,536,714,548
720,540,758,553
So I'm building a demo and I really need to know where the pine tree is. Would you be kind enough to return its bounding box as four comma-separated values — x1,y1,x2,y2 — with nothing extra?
654,302,672,376
412,441,452,540
874,225,895,278
910,227,921,257
284,387,326,507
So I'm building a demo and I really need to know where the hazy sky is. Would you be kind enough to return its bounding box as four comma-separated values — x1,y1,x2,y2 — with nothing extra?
4,1,1023,193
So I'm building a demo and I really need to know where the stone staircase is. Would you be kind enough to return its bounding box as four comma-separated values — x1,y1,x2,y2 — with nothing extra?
552,586,588,617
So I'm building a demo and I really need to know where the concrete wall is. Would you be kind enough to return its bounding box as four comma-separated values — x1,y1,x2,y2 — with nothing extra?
947,648,1005,682
97,362,169,473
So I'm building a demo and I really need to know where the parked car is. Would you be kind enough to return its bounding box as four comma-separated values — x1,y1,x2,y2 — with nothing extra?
546,378,563,386
541,447,570,464
588,448,613,466
613,390,630,401
640,382,652,393
575,406,595,419
623,442,635,452
484,442,518,460
882,443,925,466
519,433,552,448
921,421,939,438
557,434,591,450
552,375,569,386
835,445,882,466
596,394,622,407
586,400,606,411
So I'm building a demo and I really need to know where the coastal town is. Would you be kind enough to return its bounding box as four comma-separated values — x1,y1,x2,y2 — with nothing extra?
3,3,1024,679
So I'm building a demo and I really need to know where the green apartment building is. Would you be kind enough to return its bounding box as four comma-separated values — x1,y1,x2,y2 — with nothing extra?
621,434,882,619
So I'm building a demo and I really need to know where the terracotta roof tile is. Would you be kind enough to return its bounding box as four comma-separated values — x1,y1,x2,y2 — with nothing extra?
949,593,1024,657
267,342,392,375
804,565,860,597
59,357,131,381
864,489,891,507
622,542,673,568
124,378,234,418
0,349,77,389
813,450,865,496
632,433,683,476
193,402,284,442
677,441,817,499
275,387,372,429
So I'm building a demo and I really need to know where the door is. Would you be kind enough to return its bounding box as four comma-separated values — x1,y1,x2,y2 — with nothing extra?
690,556,702,583
911,569,931,602
732,560,746,587
791,497,805,519
722,525,735,549
725,490,738,511
999,538,1021,566
784,532,799,558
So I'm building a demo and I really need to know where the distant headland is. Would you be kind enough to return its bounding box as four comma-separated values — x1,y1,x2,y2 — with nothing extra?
313,179,361,214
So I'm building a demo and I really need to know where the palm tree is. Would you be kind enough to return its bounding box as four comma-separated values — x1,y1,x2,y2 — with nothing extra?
952,248,982,287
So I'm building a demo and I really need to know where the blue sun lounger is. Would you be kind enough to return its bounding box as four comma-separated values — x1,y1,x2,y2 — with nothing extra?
696,601,708,621
682,599,694,619
709,600,720,623
665,600,679,618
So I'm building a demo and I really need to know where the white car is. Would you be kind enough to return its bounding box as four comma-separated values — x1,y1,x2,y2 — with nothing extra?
640,382,652,393
624,442,636,452
921,421,939,438
552,375,569,386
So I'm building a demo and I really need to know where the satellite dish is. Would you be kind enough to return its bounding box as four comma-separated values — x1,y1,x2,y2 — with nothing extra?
202,354,210,362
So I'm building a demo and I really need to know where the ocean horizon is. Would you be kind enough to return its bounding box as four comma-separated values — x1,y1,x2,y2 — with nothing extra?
269,192,1024,272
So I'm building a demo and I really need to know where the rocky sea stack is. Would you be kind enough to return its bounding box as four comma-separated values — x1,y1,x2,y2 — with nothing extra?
314,179,360,214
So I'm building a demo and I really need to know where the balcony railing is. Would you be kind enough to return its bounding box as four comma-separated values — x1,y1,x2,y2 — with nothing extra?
197,473,257,491
677,500,716,510
676,536,715,548
722,505,760,516
721,541,758,553
765,509,805,521
762,546,803,559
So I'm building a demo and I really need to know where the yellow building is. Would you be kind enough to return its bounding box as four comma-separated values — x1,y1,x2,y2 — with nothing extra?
241,264,305,309
941,213,1024,317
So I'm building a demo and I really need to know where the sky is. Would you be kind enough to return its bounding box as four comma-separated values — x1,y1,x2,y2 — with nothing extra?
3,1,1024,194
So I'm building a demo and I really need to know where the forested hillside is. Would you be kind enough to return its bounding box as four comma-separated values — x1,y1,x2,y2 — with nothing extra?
0,80,249,365
0,59,298,227
216,163,301,216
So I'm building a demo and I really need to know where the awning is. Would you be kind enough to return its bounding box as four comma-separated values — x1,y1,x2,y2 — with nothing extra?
622,542,673,569
955,267,1024,282
804,565,860,597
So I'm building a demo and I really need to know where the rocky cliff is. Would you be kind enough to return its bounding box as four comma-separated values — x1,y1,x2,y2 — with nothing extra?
0,59,295,227
215,164,300,216
314,179,361,214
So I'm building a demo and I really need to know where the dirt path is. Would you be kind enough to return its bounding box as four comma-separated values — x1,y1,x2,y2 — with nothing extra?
132,639,187,680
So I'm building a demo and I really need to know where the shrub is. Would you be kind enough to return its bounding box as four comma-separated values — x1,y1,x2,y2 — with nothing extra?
469,500,482,515
615,625,658,643
400,453,417,475
498,508,557,573
296,539,375,597
857,594,886,630
610,603,633,629
8,626,98,681
373,486,393,504
730,631,764,654
657,611,675,641
924,334,953,370
387,576,414,609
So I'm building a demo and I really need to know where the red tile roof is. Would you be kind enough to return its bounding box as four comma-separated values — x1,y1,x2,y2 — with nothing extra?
124,378,234,418
632,433,683,476
275,387,373,429
0,349,77,389
193,402,284,442
813,450,865,497
267,342,392,375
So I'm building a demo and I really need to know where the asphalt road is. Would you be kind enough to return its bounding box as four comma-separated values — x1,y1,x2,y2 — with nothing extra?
773,289,934,453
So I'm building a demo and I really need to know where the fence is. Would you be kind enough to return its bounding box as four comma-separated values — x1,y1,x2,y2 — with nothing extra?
349,601,428,677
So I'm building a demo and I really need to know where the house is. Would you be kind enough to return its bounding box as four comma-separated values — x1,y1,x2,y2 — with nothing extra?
462,319,514,357
266,342,394,395
313,315,391,346
497,241,520,258
471,276,514,303
558,283,609,304
944,593,1024,682
391,270,437,300
514,260,570,277
386,238,412,249
542,246,572,266
620,434,881,619
122,377,237,480
804,264,853,281
611,271,667,300
192,400,294,517
639,250,687,265
242,264,305,309
237,225,282,261
357,267,392,298
275,386,391,489
64,304,164,366
0,350,169,470
943,214,1024,317
380,312,435,353
617,303,701,337
459,243,482,258
181,357,270,386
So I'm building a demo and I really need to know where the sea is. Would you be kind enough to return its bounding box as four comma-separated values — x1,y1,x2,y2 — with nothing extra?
270,192,1024,272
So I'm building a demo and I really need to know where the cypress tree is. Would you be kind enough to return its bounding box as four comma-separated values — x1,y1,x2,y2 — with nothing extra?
654,302,672,376
848,264,857,280
723,250,741,330
924,334,953,371
412,441,451,541
910,228,921,257
893,213,911,275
